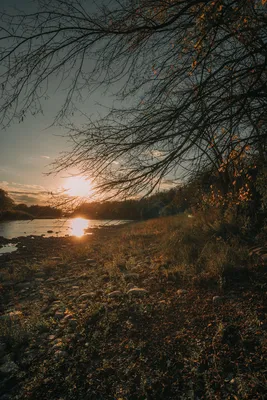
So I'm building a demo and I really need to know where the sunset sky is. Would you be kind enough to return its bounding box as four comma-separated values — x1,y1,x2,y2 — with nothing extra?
0,0,177,205
0,0,107,205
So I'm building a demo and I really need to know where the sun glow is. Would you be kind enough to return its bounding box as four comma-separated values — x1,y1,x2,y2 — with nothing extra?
63,176,92,197
70,217,89,237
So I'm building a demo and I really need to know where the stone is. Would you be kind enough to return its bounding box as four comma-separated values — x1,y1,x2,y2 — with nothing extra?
107,291,123,298
85,259,96,264
35,272,46,278
52,342,63,350
0,353,13,364
213,296,223,304
101,274,110,282
63,314,74,322
7,311,23,321
54,311,65,320
1,281,14,288
47,335,56,341
127,288,149,296
16,282,31,289
78,292,96,300
124,273,140,281
126,283,136,290
54,350,67,358
69,319,78,328
177,289,188,295
0,361,19,375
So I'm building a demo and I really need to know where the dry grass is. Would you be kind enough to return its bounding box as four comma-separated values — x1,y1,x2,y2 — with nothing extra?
97,213,250,290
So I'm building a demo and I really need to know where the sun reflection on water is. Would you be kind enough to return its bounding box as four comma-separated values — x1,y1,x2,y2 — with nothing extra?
70,218,89,237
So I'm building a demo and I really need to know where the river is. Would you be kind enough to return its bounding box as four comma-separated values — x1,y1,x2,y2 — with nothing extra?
0,217,130,240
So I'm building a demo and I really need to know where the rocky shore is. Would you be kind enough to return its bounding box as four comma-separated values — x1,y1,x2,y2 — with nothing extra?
0,227,266,399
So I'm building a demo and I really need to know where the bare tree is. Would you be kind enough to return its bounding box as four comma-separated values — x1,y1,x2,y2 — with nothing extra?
0,0,267,197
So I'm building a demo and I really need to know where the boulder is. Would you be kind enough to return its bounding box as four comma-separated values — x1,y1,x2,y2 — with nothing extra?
0,361,19,375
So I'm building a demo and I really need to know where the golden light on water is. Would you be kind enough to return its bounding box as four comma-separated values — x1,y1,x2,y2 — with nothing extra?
70,217,89,237
63,176,93,197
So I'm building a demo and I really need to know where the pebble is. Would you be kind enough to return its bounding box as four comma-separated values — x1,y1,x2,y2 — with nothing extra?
126,283,136,290
63,314,74,321
54,350,68,358
5,311,23,321
127,288,149,296
177,289,188,295
124,273,140,281
85,259,96,264
69,319,78,328
16,282,31,289
52,342,63,350
107,291,123,298
35,272,46,278
54,311,65,320
78,293,96,300
213,296,224,304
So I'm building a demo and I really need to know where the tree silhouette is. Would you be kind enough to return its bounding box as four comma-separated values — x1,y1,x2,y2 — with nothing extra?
0,189,14,211
1,0,267,197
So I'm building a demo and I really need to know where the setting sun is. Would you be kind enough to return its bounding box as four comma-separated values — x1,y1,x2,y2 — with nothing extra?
63,176,93,197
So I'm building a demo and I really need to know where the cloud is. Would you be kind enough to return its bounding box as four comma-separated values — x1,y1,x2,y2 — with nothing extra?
12,194,43,205
0,181,50,205
160,179,181,190
142,149,167,159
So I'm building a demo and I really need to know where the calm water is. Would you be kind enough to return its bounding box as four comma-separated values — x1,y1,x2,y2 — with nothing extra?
0,243,18,256
0,218,130,239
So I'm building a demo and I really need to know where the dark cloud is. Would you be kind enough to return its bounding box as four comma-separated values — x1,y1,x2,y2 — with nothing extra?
9,190,48,196
12,194,44,205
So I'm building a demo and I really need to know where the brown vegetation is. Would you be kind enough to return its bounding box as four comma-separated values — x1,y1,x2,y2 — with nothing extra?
0,215,266,399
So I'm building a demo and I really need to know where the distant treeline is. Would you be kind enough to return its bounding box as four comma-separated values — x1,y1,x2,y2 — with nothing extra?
0,190,63,221
14,204,62,219
72,189,186,220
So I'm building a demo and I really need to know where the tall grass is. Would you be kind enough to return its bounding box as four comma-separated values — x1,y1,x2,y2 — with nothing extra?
103,211,249,289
